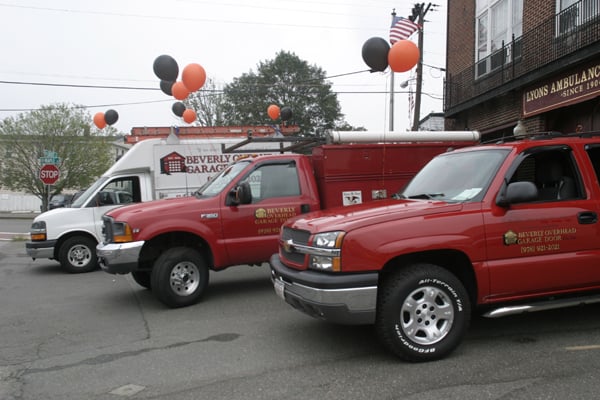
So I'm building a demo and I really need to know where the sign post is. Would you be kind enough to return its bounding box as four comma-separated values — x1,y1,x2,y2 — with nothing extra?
38,150,62,210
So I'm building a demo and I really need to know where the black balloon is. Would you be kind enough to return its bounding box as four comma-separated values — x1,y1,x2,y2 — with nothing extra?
104,109,119,125
361,37,390,72
172,102,186,117
280,106,293,121
153,55,179,82
160,80,174,96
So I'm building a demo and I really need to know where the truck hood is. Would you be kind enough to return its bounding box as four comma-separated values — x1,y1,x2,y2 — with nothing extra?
105,196,200,221
33,207,75,221
288,199,464,232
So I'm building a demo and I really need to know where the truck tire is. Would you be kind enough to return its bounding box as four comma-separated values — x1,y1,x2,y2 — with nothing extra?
151,247,209,308
58,236,98,273
131,271,151,289
376,263,471,362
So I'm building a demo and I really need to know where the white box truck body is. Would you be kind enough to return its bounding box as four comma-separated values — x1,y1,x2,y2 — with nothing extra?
25,134,273,272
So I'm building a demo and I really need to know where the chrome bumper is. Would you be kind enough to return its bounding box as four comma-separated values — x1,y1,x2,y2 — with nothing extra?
269,254,378,325
96,241,144,274
25,240,57,260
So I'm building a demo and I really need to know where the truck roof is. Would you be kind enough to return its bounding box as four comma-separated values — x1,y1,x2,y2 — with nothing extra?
453,132,600,153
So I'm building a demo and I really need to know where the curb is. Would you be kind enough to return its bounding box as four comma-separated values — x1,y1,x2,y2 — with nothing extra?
0,212,39,219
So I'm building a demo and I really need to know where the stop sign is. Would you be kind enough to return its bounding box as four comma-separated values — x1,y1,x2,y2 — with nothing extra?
40,164,60,185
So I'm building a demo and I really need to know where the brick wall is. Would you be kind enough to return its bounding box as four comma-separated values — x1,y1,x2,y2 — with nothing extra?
525,0,554,32
445,0,562,135
446,1,475,75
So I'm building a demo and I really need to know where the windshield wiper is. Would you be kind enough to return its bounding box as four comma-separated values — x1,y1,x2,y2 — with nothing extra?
407,193,445,200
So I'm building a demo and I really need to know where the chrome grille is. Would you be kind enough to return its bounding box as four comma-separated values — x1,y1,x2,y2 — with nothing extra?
281,227,310,264
101,215,114,243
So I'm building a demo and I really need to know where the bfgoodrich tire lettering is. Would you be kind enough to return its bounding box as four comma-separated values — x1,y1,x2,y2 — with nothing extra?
376,263,471,362
151,247,209,308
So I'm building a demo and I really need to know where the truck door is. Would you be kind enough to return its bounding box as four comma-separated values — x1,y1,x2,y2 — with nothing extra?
220,161,304,266
90,176,141,239
484,146,600,300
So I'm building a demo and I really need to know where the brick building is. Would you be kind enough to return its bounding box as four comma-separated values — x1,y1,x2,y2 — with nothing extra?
445,0,600,140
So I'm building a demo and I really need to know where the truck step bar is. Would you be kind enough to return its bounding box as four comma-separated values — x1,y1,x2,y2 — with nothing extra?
483,294,600,318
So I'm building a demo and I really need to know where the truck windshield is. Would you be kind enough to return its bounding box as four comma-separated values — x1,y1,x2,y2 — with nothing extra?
399,148,509,202
196,160,251,197
70,177,109,208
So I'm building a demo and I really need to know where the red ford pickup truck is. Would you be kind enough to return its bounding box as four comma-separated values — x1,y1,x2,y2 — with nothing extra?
270,132,600,362
97,131,478,308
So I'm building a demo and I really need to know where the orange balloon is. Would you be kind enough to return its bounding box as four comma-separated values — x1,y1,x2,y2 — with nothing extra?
267,104,280,120
182,108,196,123
93,112,106,129
182,63,207,92
388,40,420,73
172,81,190,100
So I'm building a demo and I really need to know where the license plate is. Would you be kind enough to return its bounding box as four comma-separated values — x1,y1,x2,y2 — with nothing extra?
274,279,285,300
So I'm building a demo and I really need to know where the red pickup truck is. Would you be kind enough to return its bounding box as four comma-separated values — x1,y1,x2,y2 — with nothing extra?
270,132,600,362
97,132,478,308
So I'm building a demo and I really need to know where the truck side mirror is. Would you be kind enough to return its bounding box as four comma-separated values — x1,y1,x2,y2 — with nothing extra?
496,181,538,207
227,181,252,206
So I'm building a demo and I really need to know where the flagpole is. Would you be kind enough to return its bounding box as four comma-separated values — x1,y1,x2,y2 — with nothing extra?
389,9,396,132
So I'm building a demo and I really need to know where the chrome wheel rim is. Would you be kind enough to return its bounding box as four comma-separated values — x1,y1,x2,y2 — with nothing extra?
169,262,200,296
400,286,454,345
68,245,91,267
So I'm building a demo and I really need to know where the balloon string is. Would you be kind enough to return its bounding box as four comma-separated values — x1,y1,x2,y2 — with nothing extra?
301,69,372,83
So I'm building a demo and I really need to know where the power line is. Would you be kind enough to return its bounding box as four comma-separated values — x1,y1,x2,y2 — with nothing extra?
0,3,381,31
0,68,443,113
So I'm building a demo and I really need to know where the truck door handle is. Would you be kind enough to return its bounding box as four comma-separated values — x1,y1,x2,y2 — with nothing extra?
578,211,598,224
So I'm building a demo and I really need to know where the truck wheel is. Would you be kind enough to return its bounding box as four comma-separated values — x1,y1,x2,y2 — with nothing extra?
151,247,209,308
376,264,471,362
131,271,151,289
58,236,98,273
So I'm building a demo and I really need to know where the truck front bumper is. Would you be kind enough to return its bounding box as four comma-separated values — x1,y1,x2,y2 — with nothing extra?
25,240,57,260
96,241,144,274
269,254,378,325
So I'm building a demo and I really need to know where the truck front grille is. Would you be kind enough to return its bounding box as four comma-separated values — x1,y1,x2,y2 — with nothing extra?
101,215,114,243
281,227,310,265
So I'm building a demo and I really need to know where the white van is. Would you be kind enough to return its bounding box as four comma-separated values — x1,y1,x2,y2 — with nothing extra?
25,133,267,272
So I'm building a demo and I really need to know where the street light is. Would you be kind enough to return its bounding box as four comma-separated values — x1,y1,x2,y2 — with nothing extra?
399,78,417,89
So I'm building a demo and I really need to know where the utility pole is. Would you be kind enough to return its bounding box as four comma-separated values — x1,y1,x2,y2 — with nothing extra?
411,3,432,131
389,9,397,132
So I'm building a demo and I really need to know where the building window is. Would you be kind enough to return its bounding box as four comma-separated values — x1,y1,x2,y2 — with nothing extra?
556,0,600,36
475,0,523,78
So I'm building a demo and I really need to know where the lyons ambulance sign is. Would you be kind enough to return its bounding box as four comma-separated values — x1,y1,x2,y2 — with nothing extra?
523,60,600,117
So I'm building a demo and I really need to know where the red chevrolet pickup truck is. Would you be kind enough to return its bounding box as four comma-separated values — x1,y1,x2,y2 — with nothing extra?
270,132,600,362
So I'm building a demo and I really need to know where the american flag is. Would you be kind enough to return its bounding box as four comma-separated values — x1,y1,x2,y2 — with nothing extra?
390,16,420,44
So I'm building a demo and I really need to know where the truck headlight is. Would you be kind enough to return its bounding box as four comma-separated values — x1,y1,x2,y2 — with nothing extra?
30,220,47,241
112,222,134,243
309,231,345,272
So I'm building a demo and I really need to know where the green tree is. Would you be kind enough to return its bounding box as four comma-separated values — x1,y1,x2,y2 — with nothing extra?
221,51,344,135
334,121,367,131
0,103,116,211
186,77,226,126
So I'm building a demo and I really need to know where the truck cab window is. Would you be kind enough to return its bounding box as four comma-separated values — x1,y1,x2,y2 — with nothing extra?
585,146,600,185
509,149,581,202
88,176,141,207
247,163,300,200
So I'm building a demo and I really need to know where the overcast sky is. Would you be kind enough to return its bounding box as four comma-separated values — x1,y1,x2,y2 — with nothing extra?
0,0,448,135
